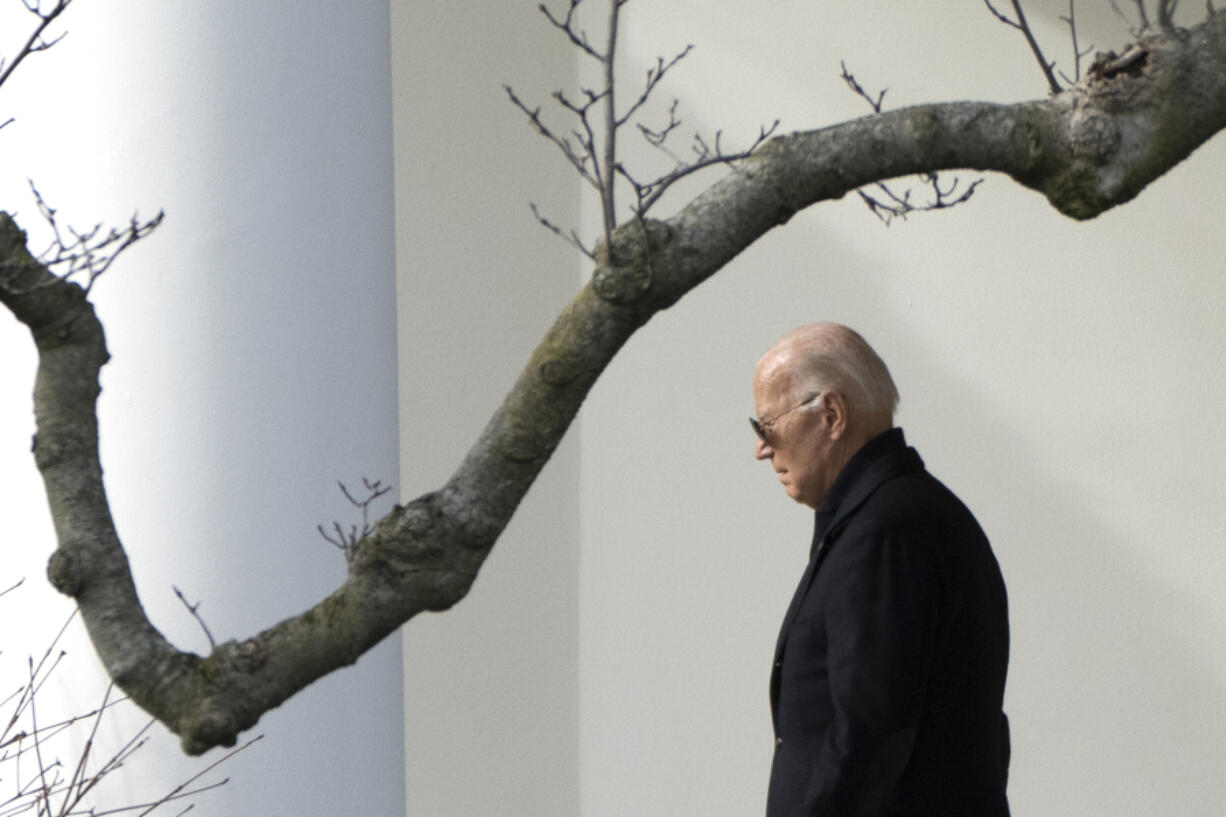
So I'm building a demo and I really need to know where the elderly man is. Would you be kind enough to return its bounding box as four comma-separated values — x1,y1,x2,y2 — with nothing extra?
753,323,1010,817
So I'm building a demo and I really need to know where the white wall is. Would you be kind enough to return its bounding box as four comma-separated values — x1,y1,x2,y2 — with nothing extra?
395,2,1226,817
1,2,403,815
391,2,582,815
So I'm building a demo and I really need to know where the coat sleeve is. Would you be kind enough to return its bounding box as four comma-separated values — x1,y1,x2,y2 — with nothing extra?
793,523,941,817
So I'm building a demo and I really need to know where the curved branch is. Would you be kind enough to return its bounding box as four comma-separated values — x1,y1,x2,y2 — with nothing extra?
3,11,1226,755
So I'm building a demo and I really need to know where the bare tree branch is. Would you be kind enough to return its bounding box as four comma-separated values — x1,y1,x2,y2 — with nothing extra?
513,0,764,251
14,182,164,296
1057,0,1095,84
0,578,24,600
983,0,1063,94
840,61,887,113
1135,0,1153,29
173,586,218,652
1158,0,1180,29
539,0,605,61
0,0,73,93
317,479,392,564
859,174,984,226
2,586,249,815
840,62,982,223
6,0,1226,760
618,119,779,215
504,85,601,190
599,0,622,245
615,46,693,128
529,202,596,259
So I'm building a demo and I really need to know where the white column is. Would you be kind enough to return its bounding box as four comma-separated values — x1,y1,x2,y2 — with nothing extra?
1,2,403,814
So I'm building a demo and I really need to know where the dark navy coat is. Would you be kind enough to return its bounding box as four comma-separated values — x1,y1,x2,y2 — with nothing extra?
766,429,1010,817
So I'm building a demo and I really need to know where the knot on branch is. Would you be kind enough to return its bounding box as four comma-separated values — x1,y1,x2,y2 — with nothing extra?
537,316,584,387
1088,46,1149,82
1068,109,1121,164
46,547,84,596
179,709,241,755
31,432,67,469
500,421,546,463
539,354,582,386
593,219,671,304
225,638,268,673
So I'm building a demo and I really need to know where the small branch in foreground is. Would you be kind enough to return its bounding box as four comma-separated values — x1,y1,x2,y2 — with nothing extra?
0,577,24,600
123,734,263,817
3,584,243,815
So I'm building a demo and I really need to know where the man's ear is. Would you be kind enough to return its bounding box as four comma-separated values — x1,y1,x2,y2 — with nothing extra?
822,391,849,440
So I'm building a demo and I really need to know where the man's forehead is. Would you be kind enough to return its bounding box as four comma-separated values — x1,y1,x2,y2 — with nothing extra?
754,350,798,401
756,344,798,381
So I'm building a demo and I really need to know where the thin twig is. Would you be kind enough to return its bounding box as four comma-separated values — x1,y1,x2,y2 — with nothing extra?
858,173,984,226
0,579,23,601
1134,0,1152,28
529,202,595,259
131,734,263,817
1157,0,1179,28
615,45,693,128
1058,0,1094,84
599,0,621,246
26,659,53,814
56,683,113,815
319,478,393,562
172,587,217,651
840,62,886,113
505,85,601,190
24,181,163,295
539,0,604,60
1105,0,1134,29
621,120,779,214
0,0,73,91
983,0,1063,93
637,98,682,147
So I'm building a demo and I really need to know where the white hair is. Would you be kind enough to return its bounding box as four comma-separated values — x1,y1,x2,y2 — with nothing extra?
772,323,899,419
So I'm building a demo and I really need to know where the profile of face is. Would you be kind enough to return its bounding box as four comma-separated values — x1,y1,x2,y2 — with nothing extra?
751,353,849,509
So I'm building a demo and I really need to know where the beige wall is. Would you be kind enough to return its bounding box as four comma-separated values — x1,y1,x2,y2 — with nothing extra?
391,2,582,815
395,2,1226,816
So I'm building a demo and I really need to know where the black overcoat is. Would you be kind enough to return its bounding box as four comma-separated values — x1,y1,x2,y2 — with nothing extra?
766,429,1010,817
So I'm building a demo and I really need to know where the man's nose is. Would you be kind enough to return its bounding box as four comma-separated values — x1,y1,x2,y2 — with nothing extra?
755,438,773,460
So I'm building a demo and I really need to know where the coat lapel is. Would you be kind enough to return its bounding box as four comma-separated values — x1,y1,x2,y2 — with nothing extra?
770,445,925,692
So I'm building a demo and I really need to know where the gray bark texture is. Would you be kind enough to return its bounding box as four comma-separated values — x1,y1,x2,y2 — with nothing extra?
2,12,1226,755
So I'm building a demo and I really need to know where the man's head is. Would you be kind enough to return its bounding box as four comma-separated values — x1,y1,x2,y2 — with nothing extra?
752,323,898,508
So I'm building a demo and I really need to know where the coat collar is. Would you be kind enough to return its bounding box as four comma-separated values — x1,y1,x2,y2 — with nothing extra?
773,428,924,685
814,427,923,549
